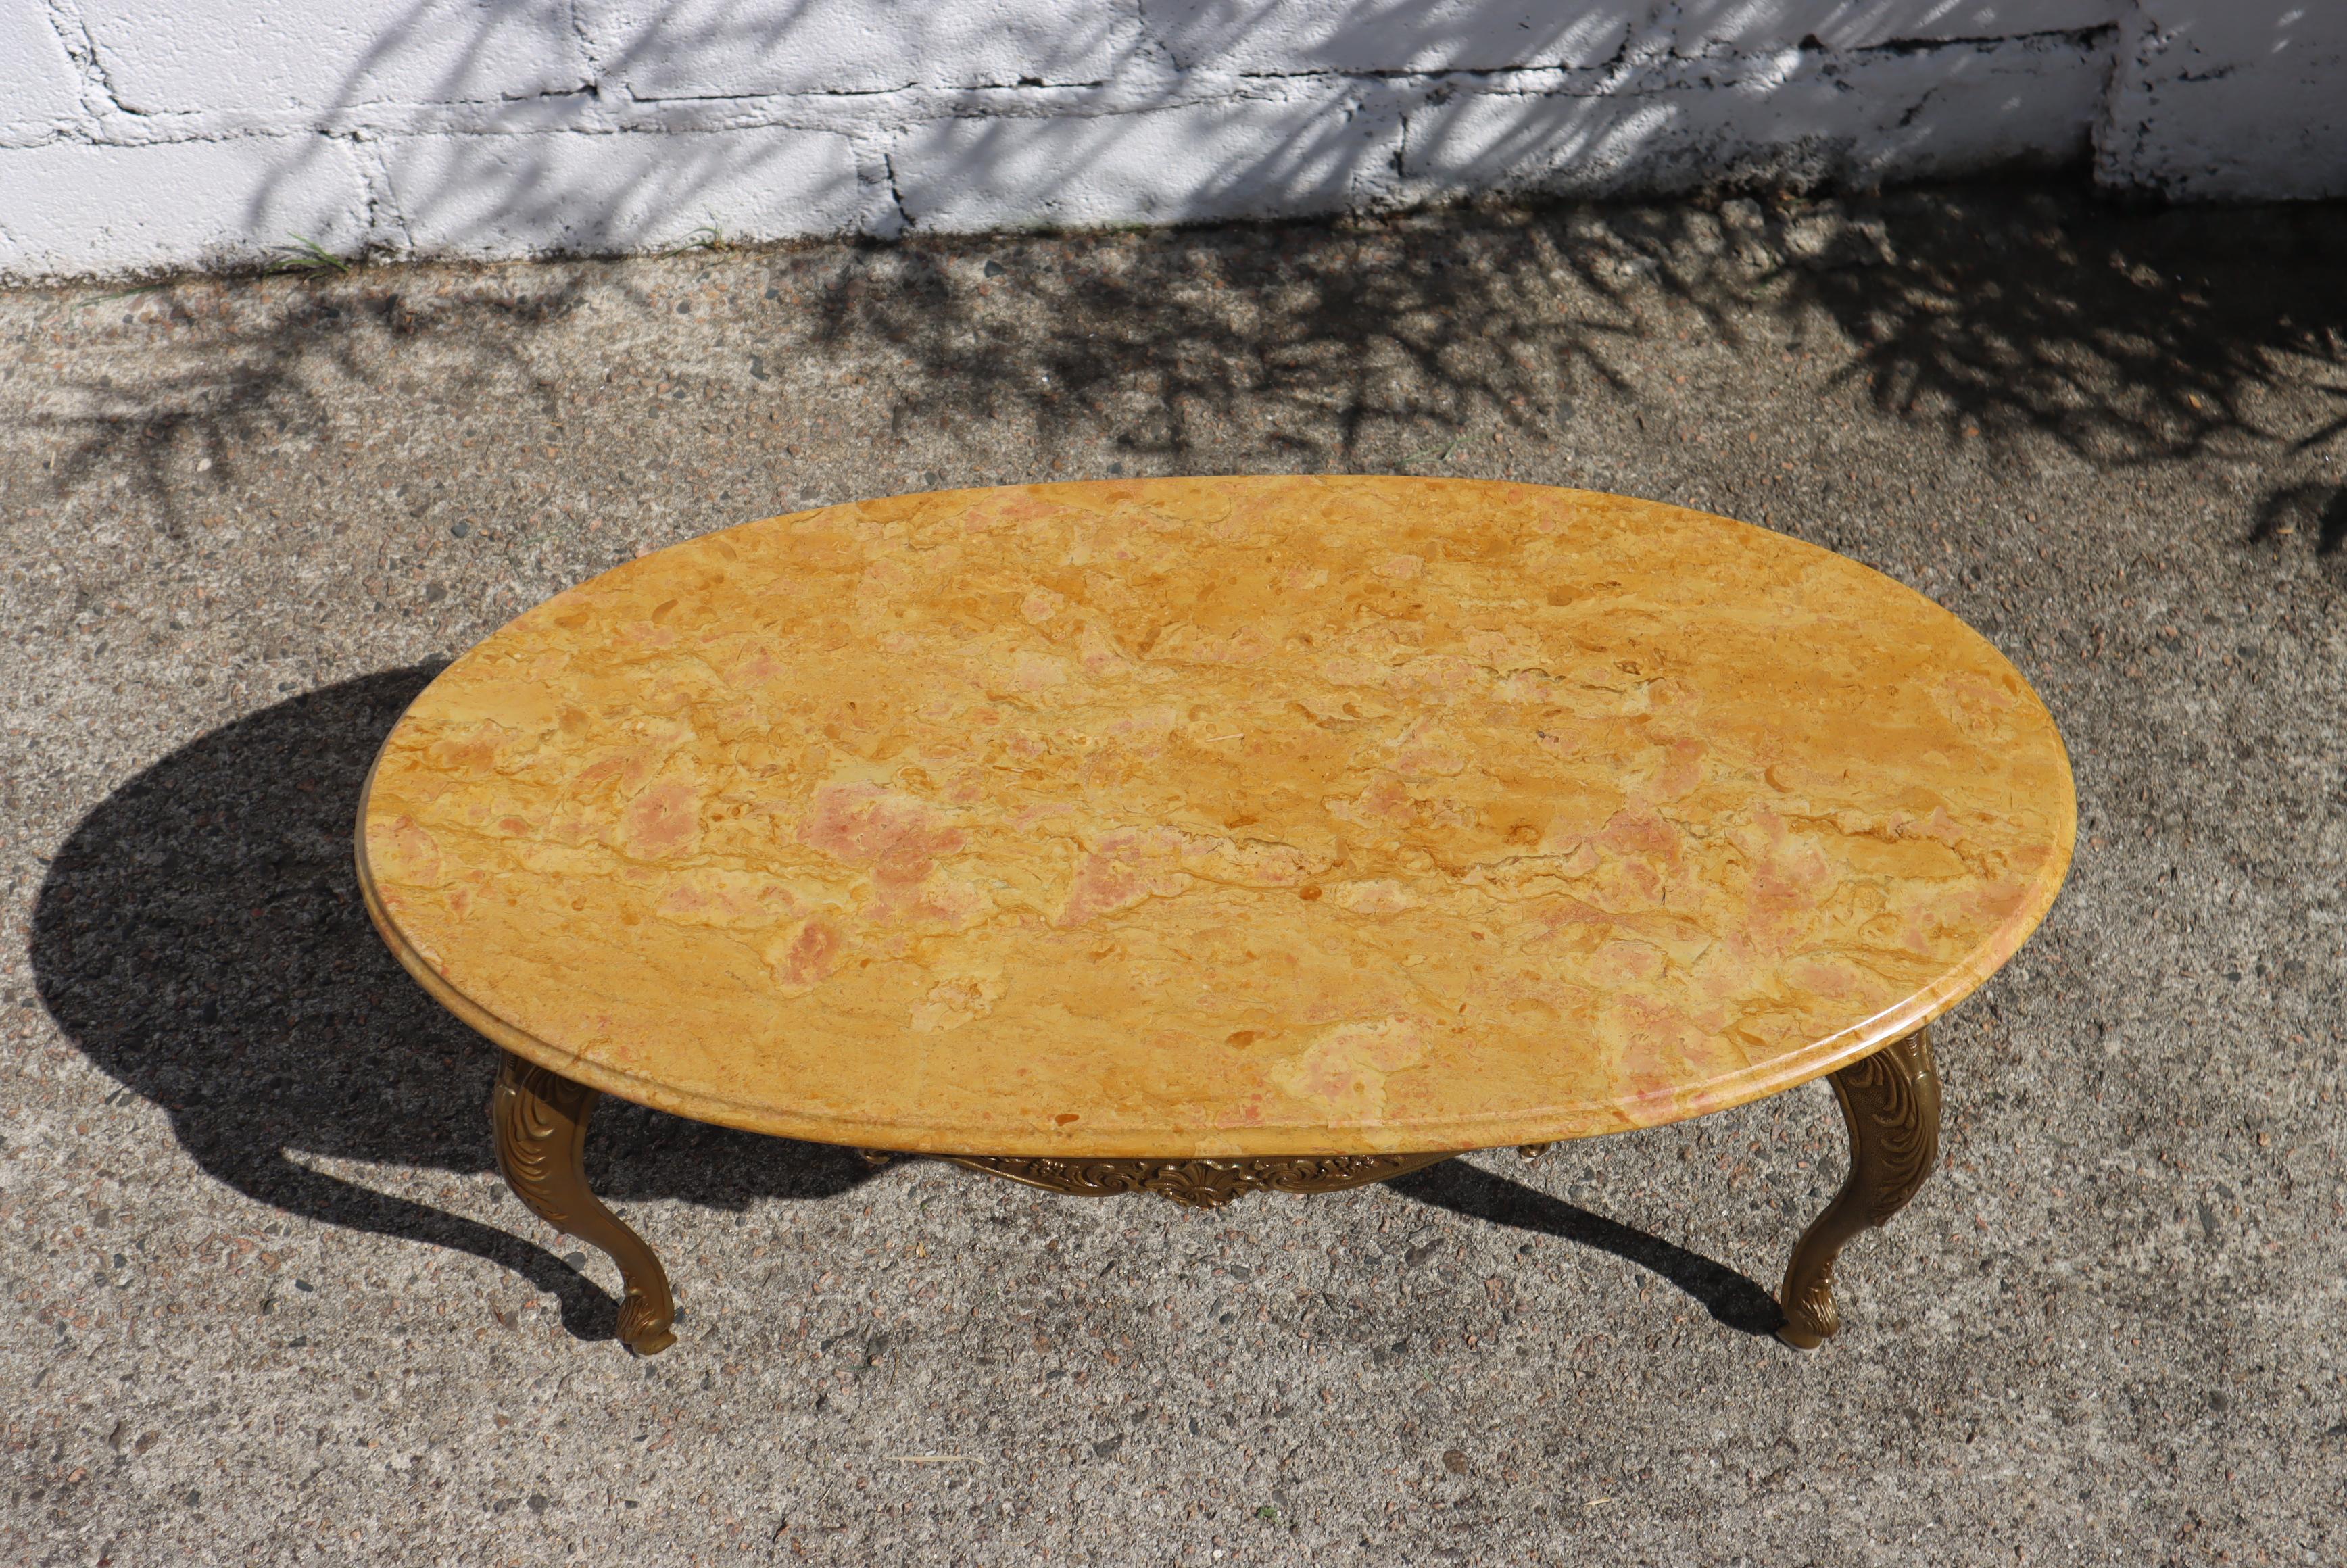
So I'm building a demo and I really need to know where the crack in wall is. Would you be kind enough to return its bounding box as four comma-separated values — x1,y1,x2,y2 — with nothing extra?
881,149,911,235
628,83,918,105
505,84,602,105
1859,24,2121,59
349,130,402,258
45,0,138,124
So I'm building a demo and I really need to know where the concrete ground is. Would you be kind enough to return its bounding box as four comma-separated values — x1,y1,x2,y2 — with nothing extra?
3,182,2344,1567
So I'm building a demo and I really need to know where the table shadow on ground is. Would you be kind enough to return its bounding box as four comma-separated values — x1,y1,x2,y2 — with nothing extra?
32,666,1791,1349
27,666,881,1346
1388,1161,1787,1337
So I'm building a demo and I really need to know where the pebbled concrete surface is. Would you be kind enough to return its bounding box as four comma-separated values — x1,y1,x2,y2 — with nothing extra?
2,182,2344,1565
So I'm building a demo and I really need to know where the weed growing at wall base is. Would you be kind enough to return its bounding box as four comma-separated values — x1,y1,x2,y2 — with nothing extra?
266,236,356,279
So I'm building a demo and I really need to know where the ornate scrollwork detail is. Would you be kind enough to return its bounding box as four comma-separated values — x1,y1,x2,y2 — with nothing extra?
1835,1037,1940,1226
1776,1027,1941,1350
490,1052,678,1356
943,1151,1457,1208
491,1058,595,1230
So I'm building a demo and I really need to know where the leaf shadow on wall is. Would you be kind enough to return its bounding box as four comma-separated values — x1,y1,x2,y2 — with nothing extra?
26,667,882,1346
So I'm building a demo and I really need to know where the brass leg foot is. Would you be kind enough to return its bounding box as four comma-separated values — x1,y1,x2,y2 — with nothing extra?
490,1052,677,1355
1776,1026,1941,1350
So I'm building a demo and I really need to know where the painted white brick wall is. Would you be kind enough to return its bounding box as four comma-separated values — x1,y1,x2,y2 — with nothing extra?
896,83,1406,229
74,0,590,118
579,0,1142,97
0,0,2333,280
2097,2,2347,201
1398,31,2120,201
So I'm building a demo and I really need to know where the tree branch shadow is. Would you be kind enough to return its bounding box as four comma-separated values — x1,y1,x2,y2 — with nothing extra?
32,283,589,536
808,182,2347,554
25,181,2347,575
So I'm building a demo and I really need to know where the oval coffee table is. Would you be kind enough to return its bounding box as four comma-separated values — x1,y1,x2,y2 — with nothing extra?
356,476,2074,1356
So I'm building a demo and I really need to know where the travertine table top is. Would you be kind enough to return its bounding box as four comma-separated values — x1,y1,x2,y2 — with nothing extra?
357,477,2073,1157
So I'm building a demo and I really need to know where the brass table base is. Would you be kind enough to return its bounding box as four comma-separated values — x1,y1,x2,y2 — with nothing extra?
489,1028,1939,1357
934,1152,1456,1208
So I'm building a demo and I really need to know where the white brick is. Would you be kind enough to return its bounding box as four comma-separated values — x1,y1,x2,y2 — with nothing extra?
0,4,84,143
893,92,1403,231
79,0,585,119
1148,1,1630,73
577,0,1141,98
1655,1,2123,52
1403,34,2108,197
375,128,865,257
1838,34,2112,176
0,137,369,280
2097,1,2347,201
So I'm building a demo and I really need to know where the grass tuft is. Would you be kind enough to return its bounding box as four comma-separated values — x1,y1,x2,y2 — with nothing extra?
266,235,356,278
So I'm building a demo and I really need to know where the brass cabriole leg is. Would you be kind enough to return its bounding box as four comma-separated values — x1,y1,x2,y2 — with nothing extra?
490,1051,678,1356
1776,1026,1941,1350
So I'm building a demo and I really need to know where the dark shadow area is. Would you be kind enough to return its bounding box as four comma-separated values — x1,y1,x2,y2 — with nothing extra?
1388,1160,1787,1337
36,279,593,537
810,181,2347,549
26,182,2347,569
27,668,876,1345
2253,477,2347,555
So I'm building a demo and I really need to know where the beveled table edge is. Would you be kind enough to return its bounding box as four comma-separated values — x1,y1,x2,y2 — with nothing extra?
353,573,2076,1161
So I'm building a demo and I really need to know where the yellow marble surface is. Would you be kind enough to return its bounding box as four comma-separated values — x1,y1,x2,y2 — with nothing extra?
357,477,2073,1156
